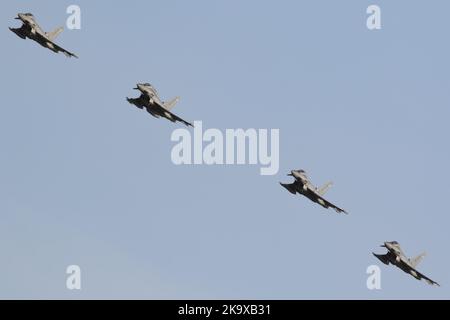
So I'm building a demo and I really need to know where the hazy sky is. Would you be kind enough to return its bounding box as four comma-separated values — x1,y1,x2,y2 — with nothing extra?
1,0,449,299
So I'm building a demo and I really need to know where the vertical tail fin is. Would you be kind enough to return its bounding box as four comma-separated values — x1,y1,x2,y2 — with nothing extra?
163,96,180,110
409,252,426,268
46,26,64,41
317,181,333,196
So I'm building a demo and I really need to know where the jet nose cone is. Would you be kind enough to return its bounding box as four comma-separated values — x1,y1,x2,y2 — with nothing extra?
382,242,391,248
16,13,28,21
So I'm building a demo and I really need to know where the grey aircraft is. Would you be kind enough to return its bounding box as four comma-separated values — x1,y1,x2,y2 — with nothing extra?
280,169,347,214
373,241,439,286
127,83,193,127
9,13,78,58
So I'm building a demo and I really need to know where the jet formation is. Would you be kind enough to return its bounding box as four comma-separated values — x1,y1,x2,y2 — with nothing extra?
9,13,78,58
280,169,347,214
8,10,441,290
373,241,439,286
127,83,193,127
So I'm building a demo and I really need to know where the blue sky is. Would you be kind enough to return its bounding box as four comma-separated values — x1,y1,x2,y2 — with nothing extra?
0,0,449,299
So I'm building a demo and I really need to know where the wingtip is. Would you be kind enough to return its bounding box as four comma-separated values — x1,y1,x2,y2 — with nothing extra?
64,52,78,59
428,280,440,287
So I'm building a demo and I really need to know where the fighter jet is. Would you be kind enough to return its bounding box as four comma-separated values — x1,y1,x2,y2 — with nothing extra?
280,169,347,214
9,13,78,58
127,83,193,127
373,241,440,286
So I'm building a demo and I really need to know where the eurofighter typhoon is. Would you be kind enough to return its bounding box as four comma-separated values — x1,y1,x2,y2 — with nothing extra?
373,241,439,286
9,13,78,58
127,83,193,127
280,169,347,214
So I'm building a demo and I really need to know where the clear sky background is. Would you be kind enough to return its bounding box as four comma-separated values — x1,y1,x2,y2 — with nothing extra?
0,0,449,299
